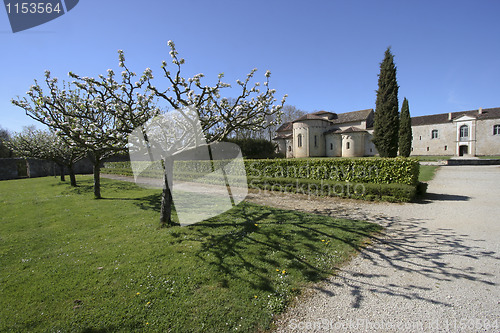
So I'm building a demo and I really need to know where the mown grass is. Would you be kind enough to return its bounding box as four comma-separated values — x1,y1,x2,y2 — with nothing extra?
0,176,381,332
413,155,452,161
478,155,500,159
419,165,439,182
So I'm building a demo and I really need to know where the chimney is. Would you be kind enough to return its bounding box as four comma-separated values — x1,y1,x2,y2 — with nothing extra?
448,112,452,121
478,107,483,115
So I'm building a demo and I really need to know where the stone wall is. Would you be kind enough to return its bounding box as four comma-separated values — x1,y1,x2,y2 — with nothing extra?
411,123,455,156
476,119,500,156
0,158,94,181
0,158,23,180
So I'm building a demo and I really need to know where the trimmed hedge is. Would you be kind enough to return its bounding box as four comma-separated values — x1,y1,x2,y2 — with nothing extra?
248,177,416,202
243,157,419,186
104,157,419,186
102,164,418,203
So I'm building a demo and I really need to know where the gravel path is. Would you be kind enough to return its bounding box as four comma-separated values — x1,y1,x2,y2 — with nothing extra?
257,166,500,332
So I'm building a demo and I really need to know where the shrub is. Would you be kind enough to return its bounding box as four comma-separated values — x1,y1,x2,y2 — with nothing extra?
416,181,428,196
224,138,278,159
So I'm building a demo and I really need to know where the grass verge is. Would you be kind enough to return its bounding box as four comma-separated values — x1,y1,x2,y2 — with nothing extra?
0,176,382,332
419,165,439,182
413,155,452,161
478,155,500,159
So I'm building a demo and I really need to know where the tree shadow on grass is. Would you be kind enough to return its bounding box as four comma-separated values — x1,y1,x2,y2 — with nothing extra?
60,178,159,199
5,320,142,333
165,202,383,296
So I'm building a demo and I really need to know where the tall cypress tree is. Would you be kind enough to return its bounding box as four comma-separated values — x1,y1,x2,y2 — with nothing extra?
399,97,412,157
373,47,399,157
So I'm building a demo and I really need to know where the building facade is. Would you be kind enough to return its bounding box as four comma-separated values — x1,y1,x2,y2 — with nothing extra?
274,107,500,158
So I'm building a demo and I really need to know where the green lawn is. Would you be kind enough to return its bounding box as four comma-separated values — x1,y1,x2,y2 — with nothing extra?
0,176,381,332
419,165,439,182
413,155,452,161
478,155,500,159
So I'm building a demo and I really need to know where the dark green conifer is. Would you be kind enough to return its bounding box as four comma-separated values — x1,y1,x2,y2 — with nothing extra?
373,47,399,157
399,98,412,157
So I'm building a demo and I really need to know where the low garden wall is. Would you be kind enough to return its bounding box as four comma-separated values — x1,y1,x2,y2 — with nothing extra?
0,158,94,181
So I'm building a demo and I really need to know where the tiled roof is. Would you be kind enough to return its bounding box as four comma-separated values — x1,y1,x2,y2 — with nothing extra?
276,122,293,132
324,127,367,135
412,107,500,126
272,133,292,140
293,109,373,124
311,110,335,115
324,128,342,135
330,109,373,124
340,126,367,133
292,114,333,122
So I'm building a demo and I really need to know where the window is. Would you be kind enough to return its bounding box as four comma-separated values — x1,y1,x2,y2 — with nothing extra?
346,142,350,150
460,125,469,138
494,125,500,135
297,134,302,147
427,147,430,152
314,135,318,147
330,143,333,150
444,145,448,151
431,129,438,139
419,136,422,140
288,146,292,152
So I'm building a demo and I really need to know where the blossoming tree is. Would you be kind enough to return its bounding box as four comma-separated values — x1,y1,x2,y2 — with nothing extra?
12,52,159,198
8,126,85,186
136,40,287,227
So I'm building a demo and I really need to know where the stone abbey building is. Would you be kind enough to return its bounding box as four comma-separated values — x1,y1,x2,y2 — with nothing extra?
273,107,500,158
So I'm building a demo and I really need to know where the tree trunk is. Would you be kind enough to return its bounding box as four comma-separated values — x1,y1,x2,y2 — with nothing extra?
59,164,65,182
160,157,178,227
93,161,101,199
69,164,77,187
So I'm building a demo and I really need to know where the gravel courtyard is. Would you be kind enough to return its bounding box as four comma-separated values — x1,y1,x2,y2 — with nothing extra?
245,166,500,332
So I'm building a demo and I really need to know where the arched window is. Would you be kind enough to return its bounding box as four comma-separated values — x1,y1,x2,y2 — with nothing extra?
288,146,292,152
346,142,350,150
431,129,438,139
314,135,318,147
330,143,333,150
297,134,302,147
494,125,500,135
460,125,469,138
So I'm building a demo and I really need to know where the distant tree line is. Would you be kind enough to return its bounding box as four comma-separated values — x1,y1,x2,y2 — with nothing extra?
0,126,12,158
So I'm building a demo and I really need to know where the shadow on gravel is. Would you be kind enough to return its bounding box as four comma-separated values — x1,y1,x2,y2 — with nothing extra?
416,192,471,203
308,206,500,309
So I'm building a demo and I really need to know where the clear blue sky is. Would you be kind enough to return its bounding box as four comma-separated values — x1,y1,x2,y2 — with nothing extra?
1,0,499,133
